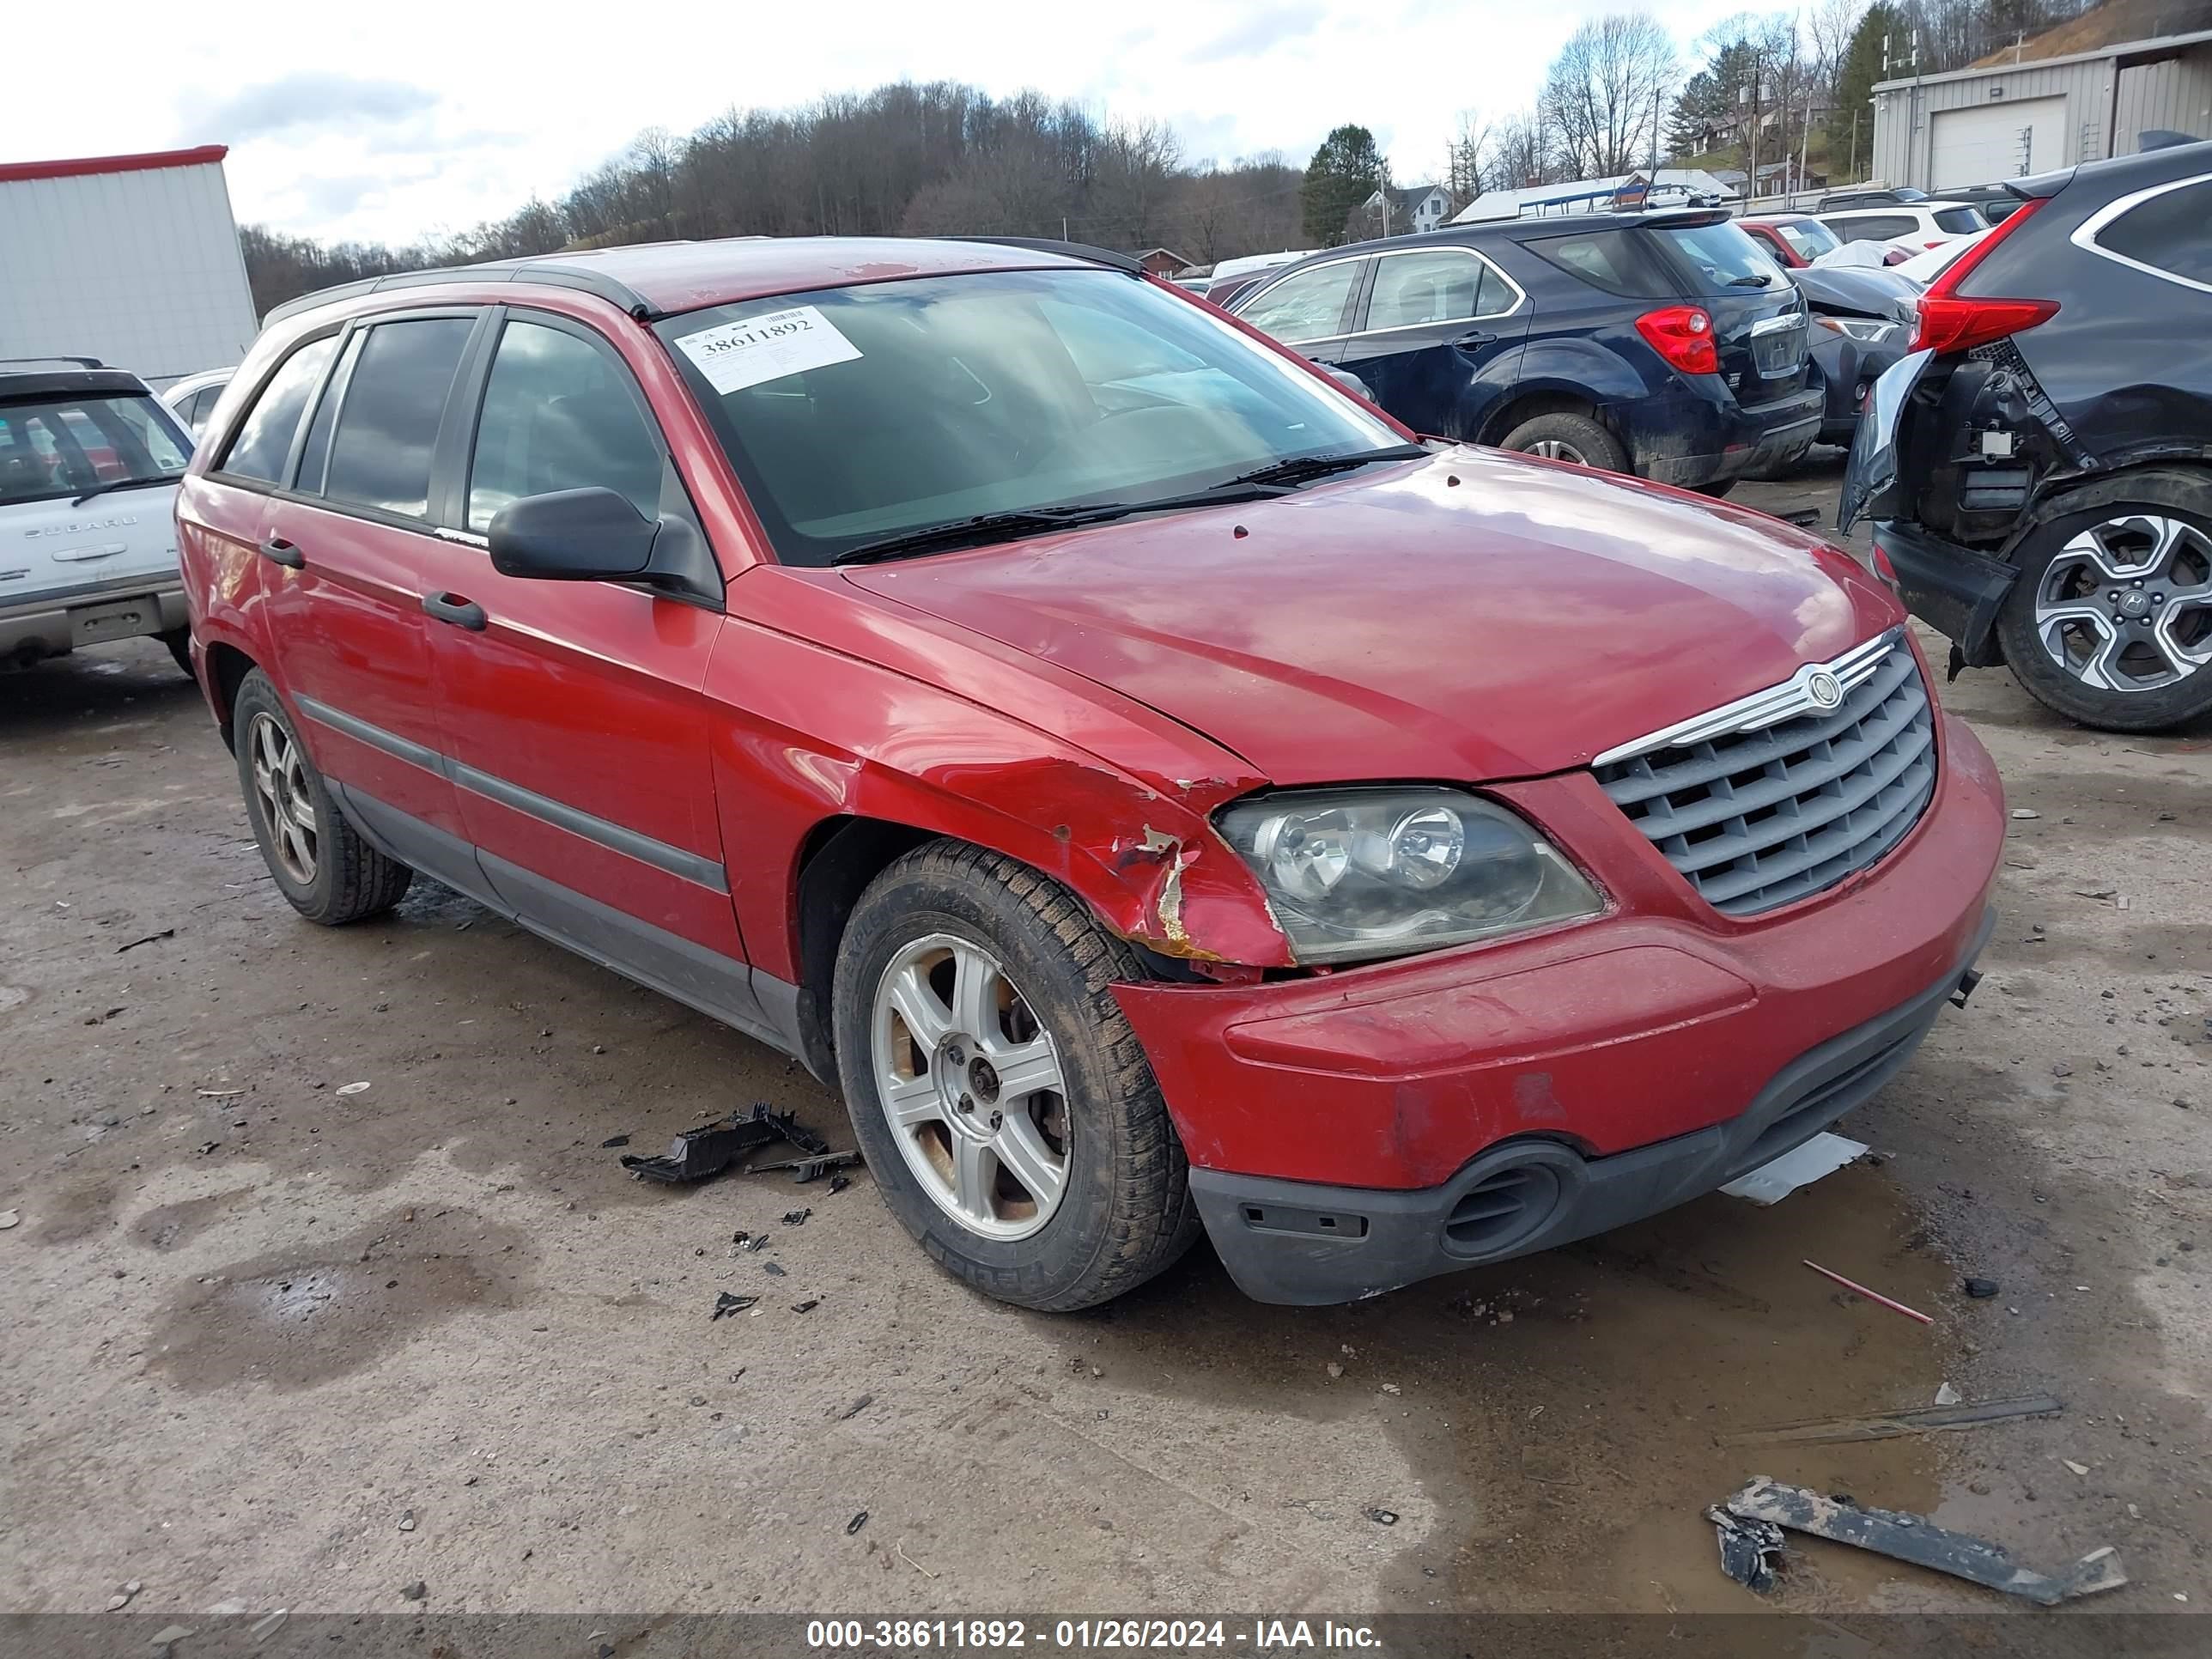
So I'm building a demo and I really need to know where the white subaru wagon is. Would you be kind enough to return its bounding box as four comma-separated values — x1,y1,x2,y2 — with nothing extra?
1,358,196,672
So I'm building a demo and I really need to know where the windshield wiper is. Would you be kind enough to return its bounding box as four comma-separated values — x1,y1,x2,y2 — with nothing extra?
1728,273,1777,288
70,475,178,507
830,449,1430,568
1218,444,1430,490
831,480,1304,567
834,504,1155,566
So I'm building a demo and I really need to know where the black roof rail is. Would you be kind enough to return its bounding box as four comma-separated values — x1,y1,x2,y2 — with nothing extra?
945,236,1146,276
0,355,105,369
262,258,660,329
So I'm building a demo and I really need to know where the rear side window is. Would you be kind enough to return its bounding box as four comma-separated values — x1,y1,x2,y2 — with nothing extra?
1827,214,1915,243
1236,261,1360,342
2096,178,2212,287
0,391,190,505
219,337,337,483
294,331,365,497
1523,229,1673,299
1933,207,1984,234
1653,222,1787,295
466,319,664,530
323,319,474,520
1363,251,1515,331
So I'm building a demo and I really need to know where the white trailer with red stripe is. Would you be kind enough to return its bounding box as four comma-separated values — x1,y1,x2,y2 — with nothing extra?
0,145,258,391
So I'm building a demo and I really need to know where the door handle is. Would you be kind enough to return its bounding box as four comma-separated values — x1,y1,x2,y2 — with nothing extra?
260,535,304,568
1451,330,1499,349
421,592,488,631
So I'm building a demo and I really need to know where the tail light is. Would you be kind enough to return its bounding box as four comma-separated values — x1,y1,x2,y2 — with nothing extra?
1635,305,1718,375
1911,196,2057,355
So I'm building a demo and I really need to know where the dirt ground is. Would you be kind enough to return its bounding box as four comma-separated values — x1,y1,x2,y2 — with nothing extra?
3,454,2208,1622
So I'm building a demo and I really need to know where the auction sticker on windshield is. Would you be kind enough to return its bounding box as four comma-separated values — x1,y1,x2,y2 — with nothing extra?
675,306,862,394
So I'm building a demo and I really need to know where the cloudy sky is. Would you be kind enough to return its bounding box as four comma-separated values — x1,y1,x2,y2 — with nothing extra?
28,0,1754,245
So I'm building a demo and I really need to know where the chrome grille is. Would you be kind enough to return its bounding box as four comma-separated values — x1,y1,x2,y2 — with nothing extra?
1594,635,1937,916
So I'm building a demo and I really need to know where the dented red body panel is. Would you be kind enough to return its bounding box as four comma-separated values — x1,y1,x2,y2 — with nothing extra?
176,237,2004,1224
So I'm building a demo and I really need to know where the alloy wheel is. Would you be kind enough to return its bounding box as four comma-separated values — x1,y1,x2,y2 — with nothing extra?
2033,513,2212,693
871,933,1071,1241
1523,439,1589,464
248,712,319,885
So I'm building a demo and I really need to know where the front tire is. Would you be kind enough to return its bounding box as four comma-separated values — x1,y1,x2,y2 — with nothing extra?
831,842,1198,1310
1996,477,2212,732
232,670,413,924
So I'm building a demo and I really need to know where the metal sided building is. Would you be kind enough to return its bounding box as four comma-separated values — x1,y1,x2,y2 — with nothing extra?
0,146,258,390
1869,12,2212,192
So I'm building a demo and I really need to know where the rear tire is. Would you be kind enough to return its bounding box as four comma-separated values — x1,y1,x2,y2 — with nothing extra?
232,670,413,924
1996,475,2212,732
161,629,192,677
831,841,1199,1311
1498,412,1627,473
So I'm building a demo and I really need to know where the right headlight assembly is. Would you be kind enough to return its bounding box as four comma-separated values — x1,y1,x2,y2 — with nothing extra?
1213,787,1602,965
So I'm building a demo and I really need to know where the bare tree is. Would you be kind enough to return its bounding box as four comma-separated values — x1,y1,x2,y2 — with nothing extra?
1482,109,1557,191
1540,14,1678,179
1444,109,1492,201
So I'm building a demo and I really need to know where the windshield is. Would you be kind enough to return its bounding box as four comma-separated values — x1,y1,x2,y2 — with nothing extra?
0,392,191,507
1655,222,1789,294
1774,220,1841,261
656,267,1401,567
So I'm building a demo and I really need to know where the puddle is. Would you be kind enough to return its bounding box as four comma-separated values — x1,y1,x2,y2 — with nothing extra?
1049,1163,1960,1611
145,1206,531,1393
129,1185,261,1252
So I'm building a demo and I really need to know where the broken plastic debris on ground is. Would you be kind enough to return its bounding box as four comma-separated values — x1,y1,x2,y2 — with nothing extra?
618,1102,846,1186
1709,1476,2125,1606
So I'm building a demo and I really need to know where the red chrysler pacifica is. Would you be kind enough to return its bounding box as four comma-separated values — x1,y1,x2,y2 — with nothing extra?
175,237,2004,1309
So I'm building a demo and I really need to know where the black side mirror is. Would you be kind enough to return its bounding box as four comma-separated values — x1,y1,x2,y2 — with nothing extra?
488,488,658,581
1312,362,1374,401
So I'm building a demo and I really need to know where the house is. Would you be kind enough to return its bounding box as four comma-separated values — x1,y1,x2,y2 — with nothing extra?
1352,183,1456,238
1130,246,1194,276
1869,0,2212,190
1753,161,1826,194
1450,168,1741,222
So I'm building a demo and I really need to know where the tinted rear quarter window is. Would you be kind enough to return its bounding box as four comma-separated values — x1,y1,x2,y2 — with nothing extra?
1933,207,1984,234
323,319,475,520
1652,222,1788,295
2098,179,2212,286
219,337,337,483
1522,229,1674,298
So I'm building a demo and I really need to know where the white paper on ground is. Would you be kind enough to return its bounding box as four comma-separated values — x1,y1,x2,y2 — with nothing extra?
1719,1131,1869,1206
674,305,861,395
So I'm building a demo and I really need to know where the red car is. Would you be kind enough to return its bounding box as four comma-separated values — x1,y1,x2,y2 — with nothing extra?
175,238,2004,1309
1735,213,1845,270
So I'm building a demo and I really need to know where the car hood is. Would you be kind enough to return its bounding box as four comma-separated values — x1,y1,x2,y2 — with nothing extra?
841,450,1899,785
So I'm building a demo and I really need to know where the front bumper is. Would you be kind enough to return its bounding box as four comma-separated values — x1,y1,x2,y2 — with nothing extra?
1188,907,1990,1304
1871,520,2019,668
0,576,187,663
1112,705,2006,1297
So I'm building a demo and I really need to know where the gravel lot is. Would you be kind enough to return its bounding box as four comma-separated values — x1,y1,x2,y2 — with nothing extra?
3,456,2208,1620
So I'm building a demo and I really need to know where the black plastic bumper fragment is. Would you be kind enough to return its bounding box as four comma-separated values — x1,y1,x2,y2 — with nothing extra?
1188,908,1995,1306
1869,520,2018,668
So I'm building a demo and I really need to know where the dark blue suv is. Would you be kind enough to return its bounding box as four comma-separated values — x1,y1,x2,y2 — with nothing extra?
1226,209,1823,495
